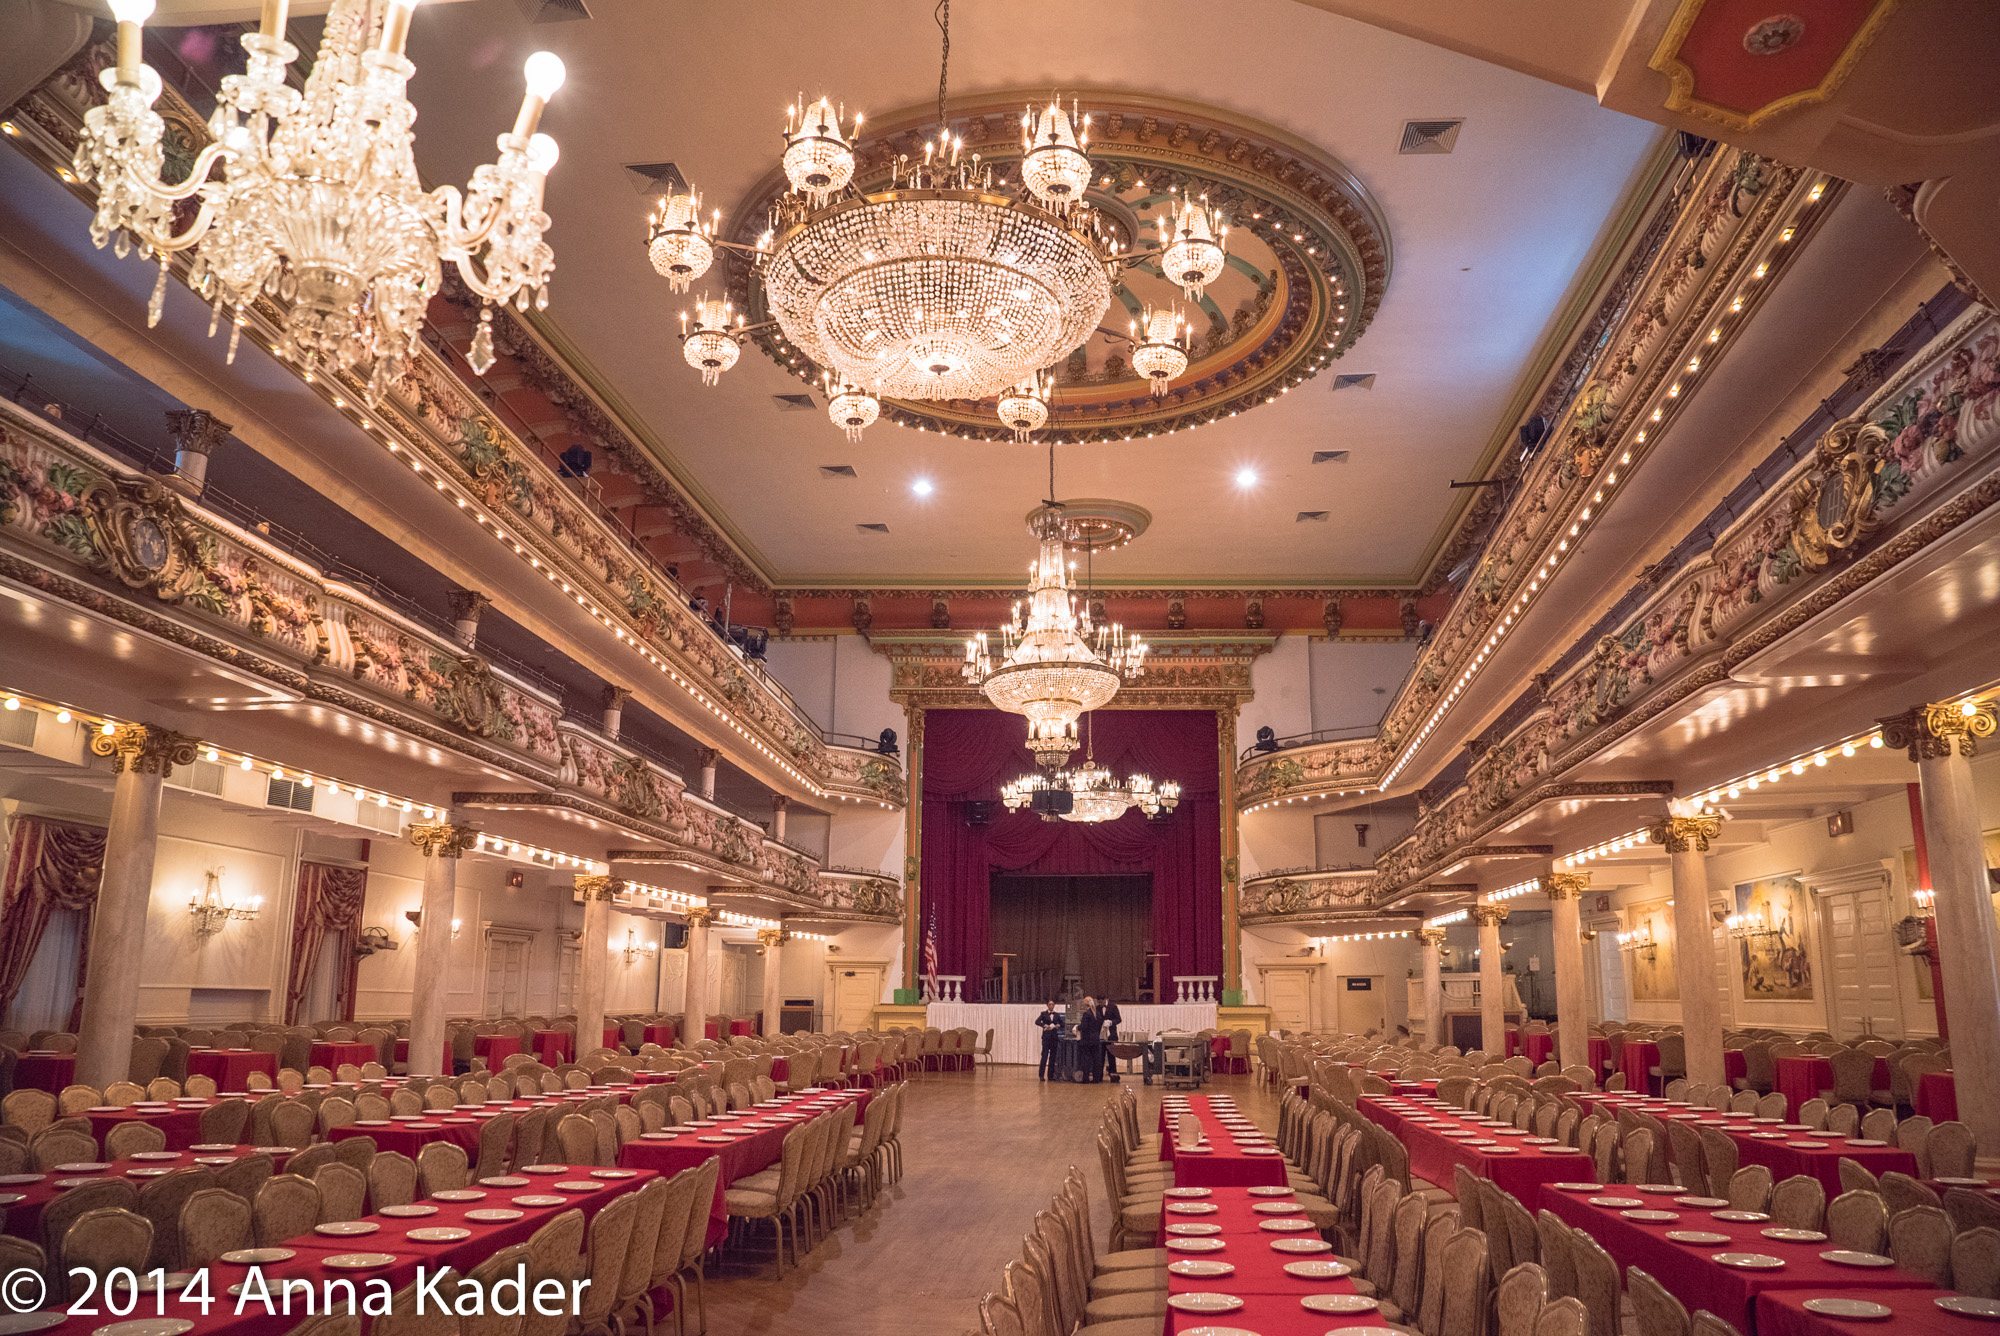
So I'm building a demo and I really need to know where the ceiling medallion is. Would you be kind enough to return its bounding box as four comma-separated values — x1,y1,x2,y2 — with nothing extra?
716,94,1390,443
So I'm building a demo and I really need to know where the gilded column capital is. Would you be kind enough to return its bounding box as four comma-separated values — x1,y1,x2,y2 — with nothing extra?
164,408,232,458
1879,701,1997,761
575,875,621,902
694,747,721,769
408,821,480,858
1544,871,1592,901
1417,927,1448,946
90,723,199,778
771,795,791,813
684,905,718,927
446,590,492,624
1646,814,1722,853
1469,904,1508,927
757,926,789,948
600,684,633,709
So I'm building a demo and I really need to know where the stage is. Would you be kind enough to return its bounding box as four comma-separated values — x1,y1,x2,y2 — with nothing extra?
926,1001,1219,1064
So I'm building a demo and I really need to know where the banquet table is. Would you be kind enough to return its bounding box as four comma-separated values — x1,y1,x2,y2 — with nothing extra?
619,1087,871,1248
1522,1032,1555,1066
475,1034,523,1065
729,1019,756,1037
1914,1072,1958,1121
1538,1182,1942,1334
531,1029,573,1065
88,1098,215,1151
1577,1094,1918,1194
924,1001,1220,1066
309,1041,379,1072
1588,1037,1612,1076
391,1038,448,1072
1155,1095,1289,1190
1755,1287,1985,1336
1358,1094,1593,1202
0,1145,294,1244
187,1048,278,1088
1159,1186,1393,1336
1773,1056,1892,1121
330,1088,645,1160
14,1050,75,1093
1623,1040,1663,1095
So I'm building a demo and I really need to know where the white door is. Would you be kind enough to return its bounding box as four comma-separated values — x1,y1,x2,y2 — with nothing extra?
484,936,528,1018
556,944,580,1017
1820,889,1904,1038
1337,976,1387,1035
829,964,883,1033
1259,967,1314,1033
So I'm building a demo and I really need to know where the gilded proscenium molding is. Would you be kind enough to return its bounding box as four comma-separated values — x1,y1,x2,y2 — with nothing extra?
0,40,892,809
90,723,199,778
1237,869,1374,925
1543,871,1591,901
408,821,481,859
721,91,1391,443
875,631,1269,711
1878,701,1998,760
1646,814,1722,854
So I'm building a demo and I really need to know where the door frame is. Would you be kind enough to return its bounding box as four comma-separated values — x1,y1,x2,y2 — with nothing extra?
1806,861,1904,1039
480,926,537,1019
1255,962,1321,1033
827,958,890,1033
1334,973,1387,1036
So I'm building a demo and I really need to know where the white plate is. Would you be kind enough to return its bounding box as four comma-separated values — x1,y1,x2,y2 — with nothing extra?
1554,1183,1604,1192
521,1165,569,1174
55,1162,109,1173
1665,1231,1731,1245
1935,1297,2000,1320
480,1176,530,1187
1712,1253,1784,1269
465,1209,526,1222
1271,1237,1335,1254
91,1322,193,1336
1761,1228,1827,1243
321,1254,398,1270
128,1152,181,1161
1165,1187,1214,1199
1784,1141,1830,1149
1523,1137,1561,1146
1164,1237,1226,1253
1168,1202,1220,1215
125,1168,172,1178
1242,1147,1280,1156
1936,1177,1991,1187
193,1157,237,1167
589,1169,638,1179
0,1195,21,1206
1178,1146,1212,1154
554,1180,601,1192
1247,1186,1294,1198
1635,1185,1682,1195
315,1221,379,1236
188,1145,236,1152
1821,1250,1895,1268
512,1195,567,1207
431,1190,486,1202
697,1136,732,1144
219,1248,294,1264
1167,1260,1235,1277
1166,1223,1223,1236
1803,1299,1891,1320
1714,1211,1771,1223
1282,1258,1351,1278
406,1227,473,1242
1301,1294,1378,1314
1165,1293,1243,1314
53,1178,100,1189
1675,1197,1729,1209
1259,1218,1314,1232
1252,1202,1303,1215
1621,1210,1680,1223
379,1204,439,1217
1484,1147,1521,1155
0,1314,66,1334
1588,1198,1646,1208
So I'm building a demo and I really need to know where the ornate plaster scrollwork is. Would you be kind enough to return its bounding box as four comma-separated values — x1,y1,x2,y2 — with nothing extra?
89,723,200,777
1788,417,1890,572
84,478,212,602
408,821,481,859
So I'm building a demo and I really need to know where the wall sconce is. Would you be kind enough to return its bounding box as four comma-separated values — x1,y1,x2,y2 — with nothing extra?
1616,922,1657,962
189,867,260,935
404,910,462,938
1725,908,1777,943
623,928,657,964
1912,888,1936,916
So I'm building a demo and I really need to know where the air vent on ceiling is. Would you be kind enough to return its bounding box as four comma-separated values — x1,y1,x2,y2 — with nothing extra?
0,706,36,749
1330,374,1376,391
1312,450,1351,465
819,464,858,479
166,757,224,796
516,0,590,21
1399,119,1464,155
772,394,817,413
622,161,689,196
1296,511,1330,523
266,776,315,813
856,523,890,534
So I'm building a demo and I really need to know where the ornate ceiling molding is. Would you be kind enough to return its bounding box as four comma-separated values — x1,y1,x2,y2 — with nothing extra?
1648,0,1906,133
717,90,1390,444
871,630,1269,711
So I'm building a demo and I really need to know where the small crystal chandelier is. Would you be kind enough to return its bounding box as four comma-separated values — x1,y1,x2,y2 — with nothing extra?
997,370,1053,442
1001,726,1180,823
1020,99,1092,214
74,0,567,401
826,377,881,443
1159,195,1229,300
1129,307,1190,397
680,295,741,386
646,185,716,293
782,96,859,208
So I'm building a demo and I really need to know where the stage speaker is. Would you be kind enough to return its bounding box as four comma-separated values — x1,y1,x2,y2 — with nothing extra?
965,800,994,826
1031,788,1074,817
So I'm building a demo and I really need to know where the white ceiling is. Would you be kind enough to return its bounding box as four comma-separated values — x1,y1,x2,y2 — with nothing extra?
400,0,1662,588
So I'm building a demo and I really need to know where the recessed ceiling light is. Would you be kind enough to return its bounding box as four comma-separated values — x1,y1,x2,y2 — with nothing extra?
1235,467,1258,488
911,478,934,497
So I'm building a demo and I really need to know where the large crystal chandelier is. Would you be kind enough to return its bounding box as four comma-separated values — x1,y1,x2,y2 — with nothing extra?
1001,755,1181,824
964,496,1146,769
637,2,1228,439
74,0,567,402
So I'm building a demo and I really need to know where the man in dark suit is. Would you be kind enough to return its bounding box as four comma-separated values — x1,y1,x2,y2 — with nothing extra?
1100,995,1124,1081
1034,999,1064,1081
1077,995,1105,1083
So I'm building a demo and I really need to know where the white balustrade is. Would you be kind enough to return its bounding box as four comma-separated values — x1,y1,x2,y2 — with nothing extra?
926,975,967,1003
1173,975,1220,1003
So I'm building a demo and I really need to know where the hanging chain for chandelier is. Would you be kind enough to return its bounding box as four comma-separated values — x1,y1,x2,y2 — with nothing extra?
75,0,568,402
638,0,1230,439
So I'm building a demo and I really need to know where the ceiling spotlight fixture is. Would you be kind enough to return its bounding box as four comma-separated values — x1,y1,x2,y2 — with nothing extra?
911,477,935,497
75,0,565,397
1235,467,1259,488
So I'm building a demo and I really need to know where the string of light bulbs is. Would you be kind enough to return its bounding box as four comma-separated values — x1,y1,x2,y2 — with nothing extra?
1312,929,1413,946
1489,877,1542,903
1422,909,1468,929
1242,786,1372,816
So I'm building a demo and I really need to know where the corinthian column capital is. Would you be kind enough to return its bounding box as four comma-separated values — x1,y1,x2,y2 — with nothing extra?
575,875,621,902
1417,927,1448,946
408,821,480,859
1469,904,1508,927
1544,871,1592,901
757,926,788,948
1879,701,1997,761
1647,814,1722,853
90,723,200,778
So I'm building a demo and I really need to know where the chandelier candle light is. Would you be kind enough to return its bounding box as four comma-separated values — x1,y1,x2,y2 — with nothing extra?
1130,306,1190,397
76,0,567,400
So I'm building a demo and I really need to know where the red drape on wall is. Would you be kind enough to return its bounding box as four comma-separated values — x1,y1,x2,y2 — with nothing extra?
286,861,368,1024
920,709,1222,988
0,816,105,1029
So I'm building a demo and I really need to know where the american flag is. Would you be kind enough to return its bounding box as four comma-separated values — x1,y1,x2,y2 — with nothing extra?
922,908,940,1003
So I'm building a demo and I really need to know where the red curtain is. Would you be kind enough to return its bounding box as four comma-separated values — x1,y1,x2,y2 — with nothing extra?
0,816,106,1028
920,709,1222,989
286,861,368,1024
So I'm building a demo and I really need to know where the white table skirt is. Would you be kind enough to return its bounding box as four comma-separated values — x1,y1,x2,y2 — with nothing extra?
926,1002,1220,1065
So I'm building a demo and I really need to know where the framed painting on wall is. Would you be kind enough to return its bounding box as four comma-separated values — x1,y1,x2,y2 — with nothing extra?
1625,900,1678,1002
1733,874,1813,1000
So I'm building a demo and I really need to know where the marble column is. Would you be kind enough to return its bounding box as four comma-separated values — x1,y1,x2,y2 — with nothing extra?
1418,927,1446,1046
695,747,719,801
164,408,229,495
759,927,787,1037
1545,870,1592,1073
1473,903,1507,1057
682,905,716,1046
76,725,197,1089
405,818,476,1077
1882,702,2000,1160
1648,804,1726,1088
600,687,630,742
447,590,490,651
575,875,616,1056
770,796,789,844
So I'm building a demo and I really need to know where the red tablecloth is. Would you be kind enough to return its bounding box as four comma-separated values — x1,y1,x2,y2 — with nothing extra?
1726,1049,1748,1085
532,1030,573,1065
618,1088,871,1248
309,1041,378,1071
1661,1108,1919,1195
1756,1287,1966,1336
187,1048,278,1089
1523,1032,1555,1066
1161,1187,1393,1336
1623,1040,1663,1095
1539,1183,1941,1334
1588,1036,1612,1075
0,1145,292,1244
770,1057,790,1084
1358,1095,1594,1202
474,1034,522,1065
729,1019,756,1037
13,1051,74,1093
641,1024,676,1048
87,1101,209,1151
1913,1071,1957,1122
1773,1056,1891,1119
333,1116,481,1160
1158,1095,1289,1189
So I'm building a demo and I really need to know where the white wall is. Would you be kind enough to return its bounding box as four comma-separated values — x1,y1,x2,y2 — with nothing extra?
761,638,835,734
1241,635,1311,747
1315,801,1416,869
1239,922,1418,1034
1307,640,1418,734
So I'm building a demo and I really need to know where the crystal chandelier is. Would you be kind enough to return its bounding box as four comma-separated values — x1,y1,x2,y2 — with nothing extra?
826,377,881,443
637,3,1227,439
680,296,741,386
74,0,567,402
646,185,716,293
964,494,1146,769
1001,756,1180,823
997,370,1053,443
1129,307,1189,398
